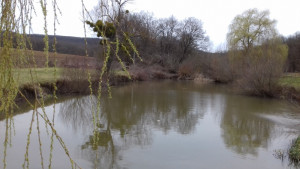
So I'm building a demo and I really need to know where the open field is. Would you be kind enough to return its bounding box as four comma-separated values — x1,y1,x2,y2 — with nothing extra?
1,48,101,69
280,73,300,90
7,49,103,86
23,50,101,68
13,68,64,86
13,68,103,86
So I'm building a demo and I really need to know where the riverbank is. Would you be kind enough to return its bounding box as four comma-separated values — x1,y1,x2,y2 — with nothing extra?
210,73,300,104
13,65,300,106
14,64,178,104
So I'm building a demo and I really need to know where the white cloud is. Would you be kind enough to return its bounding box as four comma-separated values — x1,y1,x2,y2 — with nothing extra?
31,0,300,50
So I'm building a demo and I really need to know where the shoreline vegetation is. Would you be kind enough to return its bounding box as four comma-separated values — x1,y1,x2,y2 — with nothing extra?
14,65,300,105
11,43,300,105
290,136,300,163
14,64,179,103
11,49,299,105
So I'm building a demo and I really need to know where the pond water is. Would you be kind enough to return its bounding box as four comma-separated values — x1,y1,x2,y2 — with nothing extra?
1,81,300,169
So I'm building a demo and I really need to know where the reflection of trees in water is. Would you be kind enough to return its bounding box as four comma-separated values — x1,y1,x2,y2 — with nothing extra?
104,83,203,135
81,127,120,169
58,82,205,168
219,95,276,156
59,96,97,131
59,96,120,169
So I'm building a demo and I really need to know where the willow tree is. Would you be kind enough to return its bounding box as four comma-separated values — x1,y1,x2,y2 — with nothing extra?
227,9,288,96
227,9,278,56
0,0,140,169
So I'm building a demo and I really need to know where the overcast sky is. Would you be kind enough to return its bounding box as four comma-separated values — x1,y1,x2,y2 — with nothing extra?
32,0,300,51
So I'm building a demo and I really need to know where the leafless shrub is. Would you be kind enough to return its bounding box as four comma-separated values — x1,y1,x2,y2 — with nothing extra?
178,61,196,79
237,42,288,97
210,53,237,83
129,65,150,81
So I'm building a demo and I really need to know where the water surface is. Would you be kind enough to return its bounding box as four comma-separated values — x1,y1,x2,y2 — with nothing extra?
1,81,300,169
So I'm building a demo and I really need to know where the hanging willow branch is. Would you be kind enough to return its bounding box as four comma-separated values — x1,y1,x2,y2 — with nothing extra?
0,0,78,168
1,0,141,168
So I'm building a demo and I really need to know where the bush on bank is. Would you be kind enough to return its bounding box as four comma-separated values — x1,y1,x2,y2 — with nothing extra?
289,136,300,163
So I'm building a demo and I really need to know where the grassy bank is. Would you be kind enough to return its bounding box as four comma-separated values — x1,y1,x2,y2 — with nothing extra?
13,68,64,86
14,67,130,103
280,73,300,90
13,67,300,104
13,64,179,103
13,68,100,86
289,136,300,163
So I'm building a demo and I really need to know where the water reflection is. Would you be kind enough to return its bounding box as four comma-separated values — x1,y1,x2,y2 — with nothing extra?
58,82,207,168
2,81,300,169
59,97,94,131
219,95,299,156
57,82,300,168
81,126,119,169
59,82,206,135
220,97,271,155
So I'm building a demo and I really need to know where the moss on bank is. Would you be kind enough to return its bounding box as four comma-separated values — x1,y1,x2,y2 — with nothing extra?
289,136,300,163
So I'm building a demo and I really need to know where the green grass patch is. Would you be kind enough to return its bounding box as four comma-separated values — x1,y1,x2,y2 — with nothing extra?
113,70,130,77
289,136,300,163
13,68,64,86
280,73,300,90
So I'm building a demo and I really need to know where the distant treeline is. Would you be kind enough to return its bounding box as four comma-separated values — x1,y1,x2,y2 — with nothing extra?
29,34,102,58
284,32,300,72
2,11,299,73
115,12,210,70
25,31,300,72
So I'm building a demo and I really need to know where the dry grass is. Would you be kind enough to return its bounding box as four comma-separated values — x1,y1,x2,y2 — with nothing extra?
7,48,101,69
128,64,177,81
27,50,101,69
178,62,195,79
194,73,213,84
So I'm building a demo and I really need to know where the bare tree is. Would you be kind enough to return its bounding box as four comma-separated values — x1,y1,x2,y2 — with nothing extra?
87,0,140,74
178,17,209,62
120,12,157,57
91,0,132,23
156,16,180,56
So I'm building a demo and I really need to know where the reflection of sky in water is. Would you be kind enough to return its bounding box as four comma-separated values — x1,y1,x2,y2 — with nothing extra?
0,81,299,169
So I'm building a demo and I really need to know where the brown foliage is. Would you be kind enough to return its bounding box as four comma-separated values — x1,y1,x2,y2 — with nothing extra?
237,56,283,97
210,53,236,83
129,64,177,81
236,42,287,97
178,61,196,79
